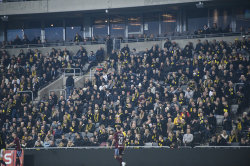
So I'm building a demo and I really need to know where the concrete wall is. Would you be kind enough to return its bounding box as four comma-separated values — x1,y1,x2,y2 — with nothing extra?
37,76,64,101
120,35,245,52
74,75,85,89
0,0,210,16
1,44,106,57
24,148,250,166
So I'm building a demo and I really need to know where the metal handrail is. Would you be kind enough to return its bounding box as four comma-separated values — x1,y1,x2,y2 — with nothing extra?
8,146,170,150
234,83,244,94
17,90,33,105
38,73,62,91
60,68,82,77
1,40,106,49
90,66,95,80
49,89,66,101
115,32,243,43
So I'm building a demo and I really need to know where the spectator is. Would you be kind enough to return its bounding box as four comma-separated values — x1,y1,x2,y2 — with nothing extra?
13,35,22,45
66,75,74,99
23,35,30,45
183,129,193,146
106,35,112,54
222,112,232,135
87,51,96,70
96,46,104,62
202,24,210,34
49,140,57,147
74,33,82,43
54,125,63,139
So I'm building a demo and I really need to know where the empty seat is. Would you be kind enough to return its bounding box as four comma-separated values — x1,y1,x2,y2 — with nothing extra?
51,123,57,129
231,105,238,115
181,85,187,91
216,115,224,126
173,32,180,36
95,123,100,128
81,132,86,137
152,142,158,146
145,143,152,146
163,137,167,141
55,139,61,145
87,133,93,137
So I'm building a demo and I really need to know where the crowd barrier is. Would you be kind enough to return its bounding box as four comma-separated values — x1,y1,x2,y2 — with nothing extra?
20,146,250,166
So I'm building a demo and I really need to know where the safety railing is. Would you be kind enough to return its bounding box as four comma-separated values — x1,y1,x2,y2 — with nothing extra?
113,32,243,44
234,83,250,94
8,146,170,150
60,68,82,77
49,89,66,101
1,40,106,49
17,90,33,105
38,73,63,91
89,66,95,80
1,0,43,2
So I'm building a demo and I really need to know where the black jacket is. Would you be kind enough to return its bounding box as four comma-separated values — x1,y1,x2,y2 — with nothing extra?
66,76,74,87
222,116,232,131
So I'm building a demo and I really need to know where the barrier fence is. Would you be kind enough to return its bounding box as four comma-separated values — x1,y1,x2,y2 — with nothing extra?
21,147,250,166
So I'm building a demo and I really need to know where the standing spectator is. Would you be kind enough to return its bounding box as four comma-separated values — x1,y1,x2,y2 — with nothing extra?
164,38,172,50
87,51,96,71
96,46,104,62
106,35,112,54
183,129,193,146
66,75,74,99
222,112,232,135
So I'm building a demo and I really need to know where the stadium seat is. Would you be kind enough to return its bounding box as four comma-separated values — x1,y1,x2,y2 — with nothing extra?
216,115,224,126
182,105,188,110
55,139,62,145
64,133,70,139
152,142,158,146
87,133,93,137
231,142,240,146
145,143,152,146
181,85,187,91
231,105,238,115
95,123,100,128
81,132,86,137
51,123,57,129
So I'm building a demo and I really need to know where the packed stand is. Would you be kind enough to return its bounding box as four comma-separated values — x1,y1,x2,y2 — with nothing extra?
0,44,104,148
1,35,250,149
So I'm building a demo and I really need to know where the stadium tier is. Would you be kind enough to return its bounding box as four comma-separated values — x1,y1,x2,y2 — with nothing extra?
0,0,250,166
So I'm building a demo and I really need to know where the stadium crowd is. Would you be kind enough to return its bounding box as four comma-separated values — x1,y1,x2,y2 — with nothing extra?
0,33,250,149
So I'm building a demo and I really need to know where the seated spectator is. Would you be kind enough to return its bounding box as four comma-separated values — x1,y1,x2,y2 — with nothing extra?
67,140,75,147
74,33,82,43
183,129,193,146
49,140,57,147
23,35,30,45
13,35,22,45
202,24,210,34
54,125,63,139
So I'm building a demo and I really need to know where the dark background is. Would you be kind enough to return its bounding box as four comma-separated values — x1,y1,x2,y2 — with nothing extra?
24,148,250,166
